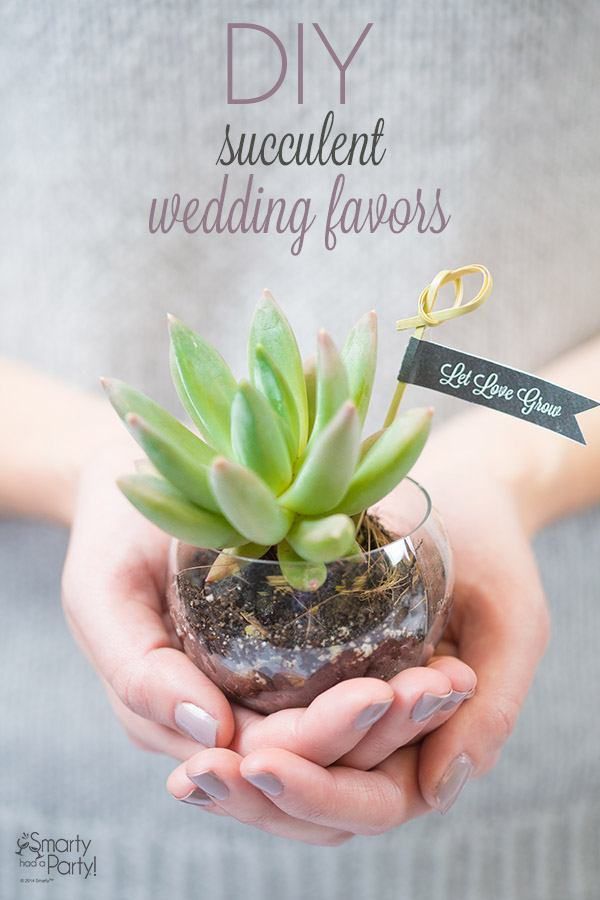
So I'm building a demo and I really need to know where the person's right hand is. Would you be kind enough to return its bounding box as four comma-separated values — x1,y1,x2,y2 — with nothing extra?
62,446,237,759
62,447,474,777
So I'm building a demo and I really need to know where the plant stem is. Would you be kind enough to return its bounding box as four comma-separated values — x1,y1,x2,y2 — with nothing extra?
383,380,408,428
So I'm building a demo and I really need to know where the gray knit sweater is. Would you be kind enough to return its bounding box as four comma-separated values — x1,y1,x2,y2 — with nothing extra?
1,2,600,898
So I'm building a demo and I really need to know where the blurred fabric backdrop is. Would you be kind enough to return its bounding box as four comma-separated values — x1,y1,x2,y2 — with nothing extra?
1,1,599,898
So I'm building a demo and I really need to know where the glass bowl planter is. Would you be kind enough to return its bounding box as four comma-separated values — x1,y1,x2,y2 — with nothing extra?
166,478,453,713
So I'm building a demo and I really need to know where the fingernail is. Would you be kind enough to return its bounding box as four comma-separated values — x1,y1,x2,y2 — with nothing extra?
434,753,474,814
439,689,475,712
243,772,284,797
179,788,213,807
354,698,394,730
411,691,453,723
175,702,218,747
188,770,229,800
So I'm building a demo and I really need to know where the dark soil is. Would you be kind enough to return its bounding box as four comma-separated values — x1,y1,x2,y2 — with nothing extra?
169,514,445,712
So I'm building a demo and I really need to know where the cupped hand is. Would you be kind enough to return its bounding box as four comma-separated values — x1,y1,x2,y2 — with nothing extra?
62,446,236,759
61,447,474,811
166,464,549,844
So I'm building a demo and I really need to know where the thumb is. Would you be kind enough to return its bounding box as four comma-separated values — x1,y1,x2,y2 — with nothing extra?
418,545,550,813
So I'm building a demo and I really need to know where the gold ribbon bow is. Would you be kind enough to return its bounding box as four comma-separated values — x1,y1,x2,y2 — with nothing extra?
384,264,493,426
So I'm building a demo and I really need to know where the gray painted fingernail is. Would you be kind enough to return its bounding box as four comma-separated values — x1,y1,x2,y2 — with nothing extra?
354,698,394,730
243,772,284,797
179,788,213,807
439,689,475,712
189,770,229,800
175,702,218,747
435,753,474,814
411,691,453,723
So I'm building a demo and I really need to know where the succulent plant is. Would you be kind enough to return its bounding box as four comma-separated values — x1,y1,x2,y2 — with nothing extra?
103,292,432,590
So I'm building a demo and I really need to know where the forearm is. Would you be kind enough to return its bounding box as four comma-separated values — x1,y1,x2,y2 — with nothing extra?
416,335,600,535
0,359,133,526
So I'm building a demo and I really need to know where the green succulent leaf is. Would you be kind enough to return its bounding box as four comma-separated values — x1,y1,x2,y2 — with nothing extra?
106,299,433,595
118,474,243,547
303,355,317,435
248,291,308,451
103,378,219,511
168,315,237,454
334,407,433,515
344,541,364,558
126,413,220,512
286,514,356,563
277,541,327,592
210,457,294,545
231,381,292,493
341,310,378,426
279,401,361,515
307,330,350,447
226,542,269,559
248,348,299,460
359,428,384,461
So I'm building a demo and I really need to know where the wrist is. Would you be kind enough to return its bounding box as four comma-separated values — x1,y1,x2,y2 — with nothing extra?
52,414,137,527
2,386,135,528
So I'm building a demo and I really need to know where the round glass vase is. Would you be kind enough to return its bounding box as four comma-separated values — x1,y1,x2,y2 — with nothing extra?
166,478,453,714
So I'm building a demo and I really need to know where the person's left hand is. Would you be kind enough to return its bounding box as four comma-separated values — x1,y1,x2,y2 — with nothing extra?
164,461,548,845
163,651,475,845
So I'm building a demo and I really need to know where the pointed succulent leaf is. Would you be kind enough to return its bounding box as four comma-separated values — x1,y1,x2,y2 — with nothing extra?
248,291,308,450
359,428,384,461
334,408,432,516
252,345,299,458
279,402,361,515
103,378,215,467
344,541,364,558
277,541,327,592
125,413,220,512
103,378,219,510
307,330,350,446
304,355,317,435
286,514,356,563
231,380,292,493
227,542,269,559
210,457,293,545
205,552,242,584
205,543,268,584
168,316,237,454
117,474,243,547
341,310,378,425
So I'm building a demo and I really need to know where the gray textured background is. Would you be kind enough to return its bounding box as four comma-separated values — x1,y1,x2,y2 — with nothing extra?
1,1,599,897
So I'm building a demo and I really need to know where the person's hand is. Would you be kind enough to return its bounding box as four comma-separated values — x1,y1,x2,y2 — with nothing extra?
411,460,550,800
62,446,238,758
62,446,475,826
165,462,549,843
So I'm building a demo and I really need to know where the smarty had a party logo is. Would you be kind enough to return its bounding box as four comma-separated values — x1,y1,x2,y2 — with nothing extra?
15,831,97,884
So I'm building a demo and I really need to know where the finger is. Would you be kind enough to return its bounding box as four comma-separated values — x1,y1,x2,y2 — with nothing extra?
163,767,226,815
339,658,476,769
167,749,352,846
62,472,235,747
419,556,550,813
232,677,394,765
239,746,429,835
103,681,206,760
412,656,477,740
